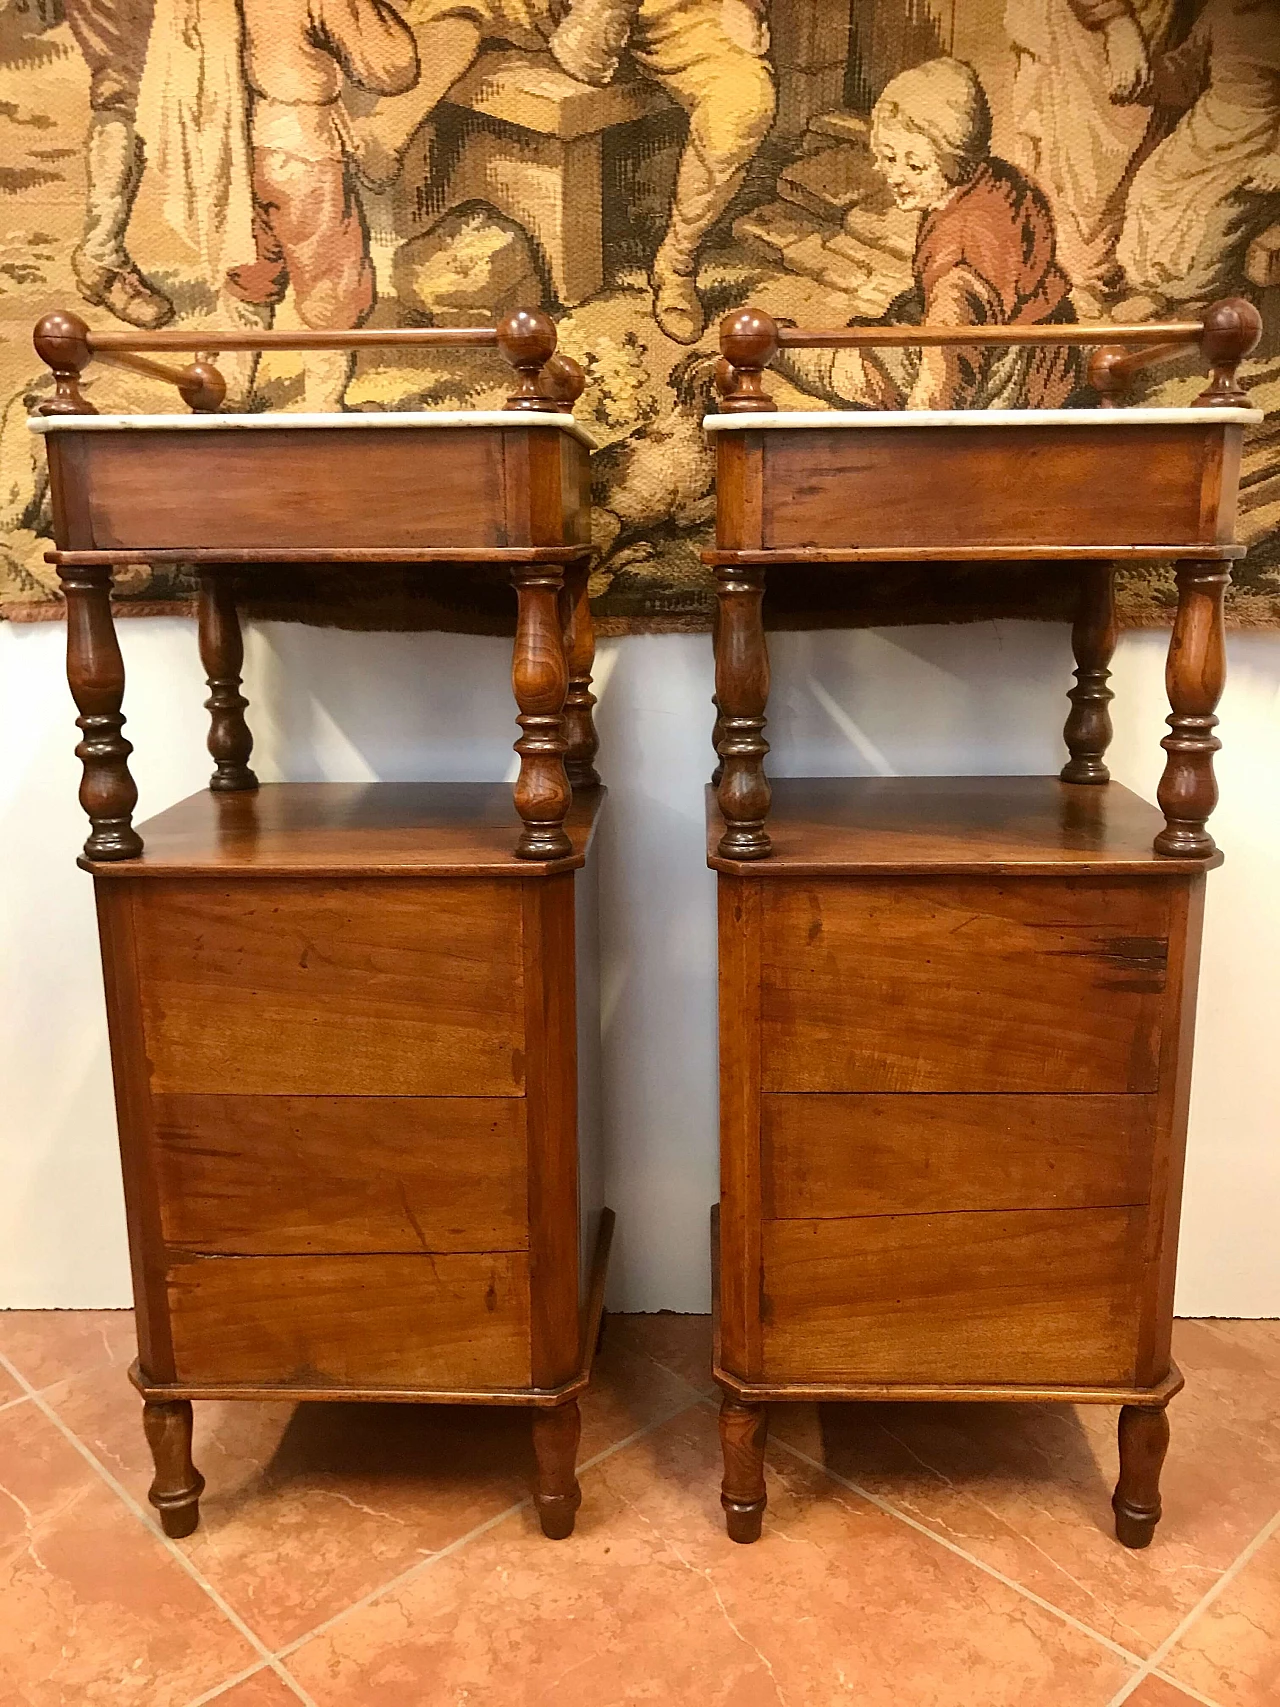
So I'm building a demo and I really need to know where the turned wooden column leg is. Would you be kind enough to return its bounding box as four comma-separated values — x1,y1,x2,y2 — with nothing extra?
710,593,725,786
1113,1403,1170,1549
142,1399,204,1539
1155,558,1230,858
532,1399,582,1539
1061,562,1117,785
197,571,258,793
719,1395,768,1543
56,560,143,861
560,556,601,789
511,562,572,859
714,563,771,860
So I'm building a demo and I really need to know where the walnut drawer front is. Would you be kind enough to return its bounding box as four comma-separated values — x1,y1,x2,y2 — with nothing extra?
761,879,1169,1094
761,1208,1145,1386
153,1094,527,1255
131,878,525,1097
165,1253,532,1388
763,1093,1156,1220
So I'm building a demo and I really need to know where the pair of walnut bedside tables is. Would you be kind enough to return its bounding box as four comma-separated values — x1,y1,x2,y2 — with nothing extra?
31,295,1261,1552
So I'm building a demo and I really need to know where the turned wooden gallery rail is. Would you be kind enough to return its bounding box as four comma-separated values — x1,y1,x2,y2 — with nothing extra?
706,296,1263,863
32,308,598,864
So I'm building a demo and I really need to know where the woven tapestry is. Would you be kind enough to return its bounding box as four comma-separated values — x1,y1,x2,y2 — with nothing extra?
1,0,1277,633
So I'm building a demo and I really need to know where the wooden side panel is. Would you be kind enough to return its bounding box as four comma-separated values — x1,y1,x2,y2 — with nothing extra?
761,425,1217,551
524,872,580,1387
132,877,524,1096
153,1095,527,1254
93,882,175,1380
763,1093,1156,1220
574,842,605,1309
718,876,764,1378
559,437,593,547
1137,874,1205,1385
80,430,508,550
165,1253,532,1387
761,1209,1146,1385
761,878,1170,1094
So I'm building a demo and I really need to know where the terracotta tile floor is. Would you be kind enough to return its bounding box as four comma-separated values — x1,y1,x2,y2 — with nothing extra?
0,1313,1277,1706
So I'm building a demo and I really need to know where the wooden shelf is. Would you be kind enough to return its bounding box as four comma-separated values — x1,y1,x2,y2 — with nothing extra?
707,775,1221,878
87,781,605,879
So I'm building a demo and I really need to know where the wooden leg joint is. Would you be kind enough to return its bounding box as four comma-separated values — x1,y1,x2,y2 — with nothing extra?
142,1399,204,1539
718,1395,768,1543
532,1398,582,1539
1113,1403,1170,1549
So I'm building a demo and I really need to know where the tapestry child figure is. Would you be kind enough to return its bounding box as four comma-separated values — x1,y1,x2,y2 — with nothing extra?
778,58,1083,413
222,0,420,410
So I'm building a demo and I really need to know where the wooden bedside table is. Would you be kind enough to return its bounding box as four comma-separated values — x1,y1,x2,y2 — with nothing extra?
703,298,1262,1548
33,309,611,1541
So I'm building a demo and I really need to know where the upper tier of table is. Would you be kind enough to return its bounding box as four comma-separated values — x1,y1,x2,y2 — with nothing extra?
707,776,1221,877
86,782,604,879
703,407,1257,560
35,410,594,558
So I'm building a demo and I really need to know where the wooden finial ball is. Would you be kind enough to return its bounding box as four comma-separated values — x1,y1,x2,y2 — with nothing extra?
33,308,92,377
1088,345,1130,406
496,307,558,374
177,360,227,414
714,356,738,398
719,307,779,372
1201,296,1263,367
538,351,586,412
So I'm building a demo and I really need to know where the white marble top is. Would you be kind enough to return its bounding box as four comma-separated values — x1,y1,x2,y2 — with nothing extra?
30,409,595,449
703,407,1262,431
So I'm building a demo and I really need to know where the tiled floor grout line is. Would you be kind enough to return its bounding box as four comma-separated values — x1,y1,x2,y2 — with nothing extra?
266,1389,708,1672
0,1350,319,1707
1101,1506,1280,1707
741,1409,1150,1670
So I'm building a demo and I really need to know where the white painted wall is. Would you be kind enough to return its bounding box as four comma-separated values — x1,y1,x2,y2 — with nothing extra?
2,616,1277,1313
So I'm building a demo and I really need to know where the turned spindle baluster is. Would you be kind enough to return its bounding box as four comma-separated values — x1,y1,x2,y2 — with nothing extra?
719,1395,768,1543
1113,1403,1170,1549
57,559,143,861
714,562,771,860
716,309,779,413
1061,563,1117,785
560,555,601,789
1195,296,1262,407
197,571,258,792
1155,558,1229,858
142,1399,204,1539
531,1399,582,1539
497,308,559,413
511,561,572,859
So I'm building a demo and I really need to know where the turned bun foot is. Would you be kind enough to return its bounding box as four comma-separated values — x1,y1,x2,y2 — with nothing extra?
534,1489,582,1540
722,1495,765,1545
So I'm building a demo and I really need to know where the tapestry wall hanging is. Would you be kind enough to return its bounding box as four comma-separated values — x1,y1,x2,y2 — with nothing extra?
1,0,1277,634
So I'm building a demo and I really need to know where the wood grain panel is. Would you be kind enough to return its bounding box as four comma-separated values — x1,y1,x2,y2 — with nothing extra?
153,1094,527,1254
763,1093,1156,1219
81,429,506,550
761,1209,1145,1385
132,878,524,1096
761,425,1214,551
761,878,1169,1094
166,1253,531,1387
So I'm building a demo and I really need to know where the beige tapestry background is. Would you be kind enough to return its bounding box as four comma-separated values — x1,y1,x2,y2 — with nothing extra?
1,0,1278,633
